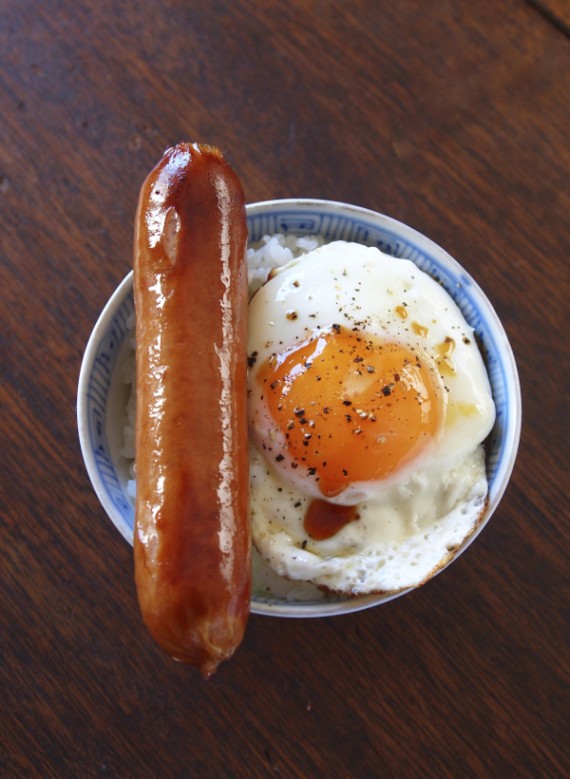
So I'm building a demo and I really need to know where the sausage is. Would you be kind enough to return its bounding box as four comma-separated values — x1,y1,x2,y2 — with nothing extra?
133,143,250,677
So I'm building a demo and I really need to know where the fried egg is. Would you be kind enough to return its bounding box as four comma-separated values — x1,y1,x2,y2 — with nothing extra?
247,241,495,595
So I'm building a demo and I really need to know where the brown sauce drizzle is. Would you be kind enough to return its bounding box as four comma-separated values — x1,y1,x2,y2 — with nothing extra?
303,500,360,540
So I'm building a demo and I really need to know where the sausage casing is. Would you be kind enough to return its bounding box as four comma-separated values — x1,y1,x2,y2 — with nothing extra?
133,143,250,677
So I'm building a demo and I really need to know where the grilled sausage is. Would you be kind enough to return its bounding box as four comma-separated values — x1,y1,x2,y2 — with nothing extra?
133,143,250,677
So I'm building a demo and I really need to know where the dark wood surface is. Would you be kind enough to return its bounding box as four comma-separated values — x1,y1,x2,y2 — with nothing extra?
1,1,568,777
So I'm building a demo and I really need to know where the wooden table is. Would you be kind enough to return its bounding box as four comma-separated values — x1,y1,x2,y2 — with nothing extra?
1,1,568,776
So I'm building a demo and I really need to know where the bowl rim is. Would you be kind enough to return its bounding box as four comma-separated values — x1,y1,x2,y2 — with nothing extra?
78,197,522,618
77,272,135,544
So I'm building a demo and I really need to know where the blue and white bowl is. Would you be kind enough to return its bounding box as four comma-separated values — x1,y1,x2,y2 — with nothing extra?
77,199,521,617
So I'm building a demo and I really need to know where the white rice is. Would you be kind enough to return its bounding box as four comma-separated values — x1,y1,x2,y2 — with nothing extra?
247,233,324,294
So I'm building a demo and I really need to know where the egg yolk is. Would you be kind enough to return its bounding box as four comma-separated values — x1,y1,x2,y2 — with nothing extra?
256,326,444,497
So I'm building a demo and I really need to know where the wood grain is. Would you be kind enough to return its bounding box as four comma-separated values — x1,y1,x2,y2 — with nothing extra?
1,0,568,776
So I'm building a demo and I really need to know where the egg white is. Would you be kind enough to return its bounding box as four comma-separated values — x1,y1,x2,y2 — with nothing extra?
250,441,489,594
247,241,496,595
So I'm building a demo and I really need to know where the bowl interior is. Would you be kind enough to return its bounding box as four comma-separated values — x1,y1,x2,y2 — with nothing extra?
77,199,521,617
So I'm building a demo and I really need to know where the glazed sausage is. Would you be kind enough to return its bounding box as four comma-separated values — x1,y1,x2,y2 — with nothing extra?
133,143,250,677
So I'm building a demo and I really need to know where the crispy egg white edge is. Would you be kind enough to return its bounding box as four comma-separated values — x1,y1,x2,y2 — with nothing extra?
250,442,489,595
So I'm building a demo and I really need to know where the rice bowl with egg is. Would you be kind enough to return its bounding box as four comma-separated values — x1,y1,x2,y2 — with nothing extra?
120,231,495,598
78,198,521,616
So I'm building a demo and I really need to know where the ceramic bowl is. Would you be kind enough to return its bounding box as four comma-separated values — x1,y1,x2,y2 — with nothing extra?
77,199,521,617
